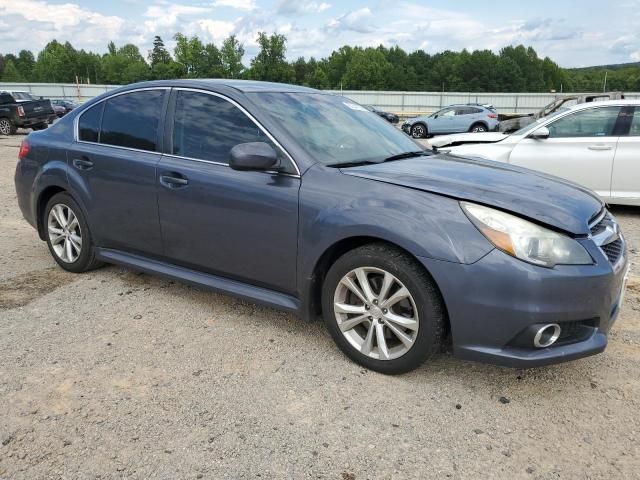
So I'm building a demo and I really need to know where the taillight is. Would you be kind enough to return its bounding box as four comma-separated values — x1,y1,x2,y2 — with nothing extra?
18,139,30,160
488,113,498,119
17,105,25,117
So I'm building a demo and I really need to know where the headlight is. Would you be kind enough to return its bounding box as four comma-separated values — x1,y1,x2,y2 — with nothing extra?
461,202,592,268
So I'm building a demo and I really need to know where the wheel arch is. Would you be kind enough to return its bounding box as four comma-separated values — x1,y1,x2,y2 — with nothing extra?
469,121,489,131
36,185,68,240
303,235,450,337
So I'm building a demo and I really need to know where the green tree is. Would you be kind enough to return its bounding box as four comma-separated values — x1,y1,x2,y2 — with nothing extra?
15,50,35,80
149,36,172,66
248,32,295,82
0,59,22,82
341,48,393,90
220,35,244,78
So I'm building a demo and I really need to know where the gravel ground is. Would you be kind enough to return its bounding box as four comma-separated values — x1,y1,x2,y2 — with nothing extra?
1,133,639,480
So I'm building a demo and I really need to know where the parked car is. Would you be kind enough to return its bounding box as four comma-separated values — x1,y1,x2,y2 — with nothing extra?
364,105,399,124
402,104,499,138
51,104,66,119
51,99,79,116
446,100,640,206
15,80,628,374
498,92,626,133
0,91,54,135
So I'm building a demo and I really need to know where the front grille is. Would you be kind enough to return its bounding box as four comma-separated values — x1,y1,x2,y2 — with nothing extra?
589,210,624,265
601,239,624,264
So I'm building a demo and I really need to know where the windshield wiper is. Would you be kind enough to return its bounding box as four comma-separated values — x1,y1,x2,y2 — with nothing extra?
382,150,431,162
326,160,379,168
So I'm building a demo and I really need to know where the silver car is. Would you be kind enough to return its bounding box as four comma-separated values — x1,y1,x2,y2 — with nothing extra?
402,104,499,138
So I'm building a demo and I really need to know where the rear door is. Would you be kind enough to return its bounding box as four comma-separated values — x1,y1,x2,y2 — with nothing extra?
507,106,622,199
610,106,640,204
156,89,300,294
67,88,168,255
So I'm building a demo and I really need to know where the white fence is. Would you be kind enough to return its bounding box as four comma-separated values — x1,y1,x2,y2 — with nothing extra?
2,82,639,116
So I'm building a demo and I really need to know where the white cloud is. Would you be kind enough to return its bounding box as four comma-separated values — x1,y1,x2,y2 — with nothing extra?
0,0,124,50
212,0,256,11
328,7,374,34
197,19,236,42
277,0,331,15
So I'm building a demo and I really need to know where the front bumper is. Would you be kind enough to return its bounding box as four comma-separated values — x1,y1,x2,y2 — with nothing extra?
420,239,628,368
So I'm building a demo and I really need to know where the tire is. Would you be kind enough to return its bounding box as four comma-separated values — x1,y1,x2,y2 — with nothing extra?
321,243,445,374
410,123,427,139
469,123,487,133
44,192,102,273
0,117,16,135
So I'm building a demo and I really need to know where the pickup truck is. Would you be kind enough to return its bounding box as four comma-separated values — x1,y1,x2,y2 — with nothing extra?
0,91,55,135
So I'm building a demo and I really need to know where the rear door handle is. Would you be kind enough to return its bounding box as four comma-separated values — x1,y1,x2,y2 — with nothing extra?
72,158,94,170
588,144,613,151
160,173,189,188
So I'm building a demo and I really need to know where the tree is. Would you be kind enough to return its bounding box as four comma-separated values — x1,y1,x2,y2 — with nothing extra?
15,50,35,80
220,35,244,78
102,43,150,84
174,33,208,77
248,32,295,83
341,48,393,90
149,36,172,66
0,59,22,82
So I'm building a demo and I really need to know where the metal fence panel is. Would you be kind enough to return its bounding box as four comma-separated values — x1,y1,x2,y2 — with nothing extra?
1,82,638,115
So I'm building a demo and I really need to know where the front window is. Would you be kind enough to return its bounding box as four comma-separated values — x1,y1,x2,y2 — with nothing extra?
248,92,422,167
546,106,621,138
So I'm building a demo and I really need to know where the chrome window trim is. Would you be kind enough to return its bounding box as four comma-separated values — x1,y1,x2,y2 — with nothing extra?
171,87,301,177
73,86,301,177
73,86,169,147
161,152,300,179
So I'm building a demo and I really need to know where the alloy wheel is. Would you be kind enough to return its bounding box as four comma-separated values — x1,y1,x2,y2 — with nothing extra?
47,203,82,263
0,119,11,135
333,267,419,360
471,125,487,132
411,125,426,138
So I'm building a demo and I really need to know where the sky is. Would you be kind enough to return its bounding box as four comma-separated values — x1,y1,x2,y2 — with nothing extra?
0,0,639,68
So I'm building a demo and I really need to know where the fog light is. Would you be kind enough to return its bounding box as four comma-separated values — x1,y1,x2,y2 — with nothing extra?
533,323,561,348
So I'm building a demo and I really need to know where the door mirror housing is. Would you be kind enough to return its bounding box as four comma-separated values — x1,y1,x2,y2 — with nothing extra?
229,142,279,171
529,126,550,140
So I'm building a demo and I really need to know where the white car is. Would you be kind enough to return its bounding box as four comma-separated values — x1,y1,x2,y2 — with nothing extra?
444,100,640,206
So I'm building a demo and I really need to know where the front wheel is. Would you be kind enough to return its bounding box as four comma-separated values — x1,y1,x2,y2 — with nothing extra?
44,192,102,273
410,123,427,138
322,243,445,374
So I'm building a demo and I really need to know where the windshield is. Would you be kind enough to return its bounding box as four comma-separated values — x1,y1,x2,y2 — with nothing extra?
12,92,35,101
248,92,423,166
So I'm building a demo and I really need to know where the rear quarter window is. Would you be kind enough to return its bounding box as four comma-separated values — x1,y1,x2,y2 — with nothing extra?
78,103,104,143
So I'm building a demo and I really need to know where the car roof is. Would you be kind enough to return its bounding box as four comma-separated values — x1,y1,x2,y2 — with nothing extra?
564,99,640,111
116,79,320,94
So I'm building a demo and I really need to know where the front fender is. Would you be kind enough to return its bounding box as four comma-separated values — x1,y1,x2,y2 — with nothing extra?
298,165,493,284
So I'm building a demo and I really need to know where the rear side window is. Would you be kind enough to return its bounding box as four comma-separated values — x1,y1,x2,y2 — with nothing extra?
547,107,621,138
78,103,103,142
172,91,268,164
100,90,165,151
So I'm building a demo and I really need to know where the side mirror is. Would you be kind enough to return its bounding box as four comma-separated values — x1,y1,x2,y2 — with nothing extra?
229,142,279,171
529,126,550,140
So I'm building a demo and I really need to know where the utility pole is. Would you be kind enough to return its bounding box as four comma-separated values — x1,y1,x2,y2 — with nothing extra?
603,71,608,93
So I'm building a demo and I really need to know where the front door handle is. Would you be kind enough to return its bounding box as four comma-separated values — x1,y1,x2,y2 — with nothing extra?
588,144,613,151
160,173,189,188
72,158,94,170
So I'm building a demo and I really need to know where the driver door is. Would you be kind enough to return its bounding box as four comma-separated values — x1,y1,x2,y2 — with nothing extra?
431,107,456,134
508,106,622,199
156,89,300,295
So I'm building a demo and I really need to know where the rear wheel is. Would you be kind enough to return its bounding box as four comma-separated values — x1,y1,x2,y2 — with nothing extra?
0,118,16,135
322,243,445,374
469,123,487,133
44,192,102,273
410,123,427,138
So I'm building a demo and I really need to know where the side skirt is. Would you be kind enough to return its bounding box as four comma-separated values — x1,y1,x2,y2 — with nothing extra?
95,248,300,313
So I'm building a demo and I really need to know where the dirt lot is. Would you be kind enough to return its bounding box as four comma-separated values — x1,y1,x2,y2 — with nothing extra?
1,132,639,480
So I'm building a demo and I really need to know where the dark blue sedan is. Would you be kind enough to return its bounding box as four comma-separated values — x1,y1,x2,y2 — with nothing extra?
14,80,629,374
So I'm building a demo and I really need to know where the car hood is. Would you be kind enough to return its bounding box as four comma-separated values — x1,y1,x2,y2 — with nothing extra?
430,132,508,148
342,154,603,235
